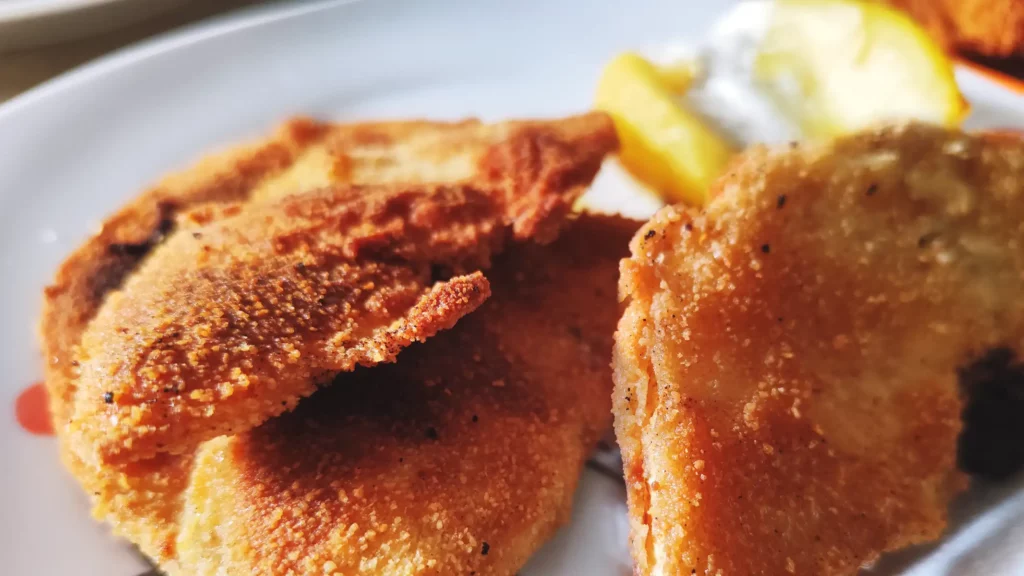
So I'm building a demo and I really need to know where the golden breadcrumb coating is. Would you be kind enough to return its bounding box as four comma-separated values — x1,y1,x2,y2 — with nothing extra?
40,112,613,434
68,185,496,466
65,214,635,572
42,113,616,467
883,0,1024,57
170,214,639,576
42,119,328,434
613,123,1024,575
38,114,617,560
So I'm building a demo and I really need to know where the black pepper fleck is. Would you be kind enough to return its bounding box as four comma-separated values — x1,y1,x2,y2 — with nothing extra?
866,183,878,196
192,232,203,240
472,414,479,423
103,392,114,404
425,427,439,440
684,223,694,232
644,229,656,240
777,195,787,209
918,232,940,248
481,542,490,555
761,244,771,254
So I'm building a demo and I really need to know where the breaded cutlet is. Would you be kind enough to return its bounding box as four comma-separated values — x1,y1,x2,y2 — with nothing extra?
38,113,618,560
45,113,616,466
613,124,1024,575
169,214,639,576
63,214,637,575
41,112,614,433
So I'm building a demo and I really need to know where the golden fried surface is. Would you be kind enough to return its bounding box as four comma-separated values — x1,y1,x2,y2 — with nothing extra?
613,124,1024,575
883,0,1024,57
40,114,613,432
38,113,616,561
41,113,616,467
165,214,638,576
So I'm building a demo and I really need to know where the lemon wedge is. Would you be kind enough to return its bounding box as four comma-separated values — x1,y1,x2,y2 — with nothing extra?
593,0,967,206
595,53,736,205
756,0,968,138
656,58,702,94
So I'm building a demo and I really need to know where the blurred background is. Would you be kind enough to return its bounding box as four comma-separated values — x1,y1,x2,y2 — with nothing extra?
0,0,266,102
1,0,1021,104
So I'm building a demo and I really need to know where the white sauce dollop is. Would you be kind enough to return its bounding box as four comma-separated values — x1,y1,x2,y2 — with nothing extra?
648,1,801,146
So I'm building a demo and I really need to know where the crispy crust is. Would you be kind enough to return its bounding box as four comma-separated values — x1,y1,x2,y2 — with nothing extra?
168,214,639,575
613,124,1024,575
67,185,500,466
38,114,617,560
40,119,329,432
41,113,617,467
41,120,330,561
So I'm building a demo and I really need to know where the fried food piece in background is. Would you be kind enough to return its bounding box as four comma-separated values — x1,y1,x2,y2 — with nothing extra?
38,113,617,559
613,123,1024,575
883,0,1024,58
155,214,638,576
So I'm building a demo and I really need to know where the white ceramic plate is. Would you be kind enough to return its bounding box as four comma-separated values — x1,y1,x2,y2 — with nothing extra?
1,1,1022,574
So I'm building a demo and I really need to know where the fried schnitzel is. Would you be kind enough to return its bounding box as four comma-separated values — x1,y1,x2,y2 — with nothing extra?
40,113,613,433
64,213,636,573
42,113,616,467
169,214,638,576
38,113,617,560
613,123,1024,575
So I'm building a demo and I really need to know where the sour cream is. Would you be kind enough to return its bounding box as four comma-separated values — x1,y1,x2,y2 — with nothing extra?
648,1,802,146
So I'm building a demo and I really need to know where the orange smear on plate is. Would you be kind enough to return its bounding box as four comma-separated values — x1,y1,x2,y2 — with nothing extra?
15,382,54,436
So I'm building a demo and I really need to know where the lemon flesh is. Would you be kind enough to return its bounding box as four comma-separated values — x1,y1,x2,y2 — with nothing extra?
592,0,967,206
595,53,736,206
757,0,968,138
